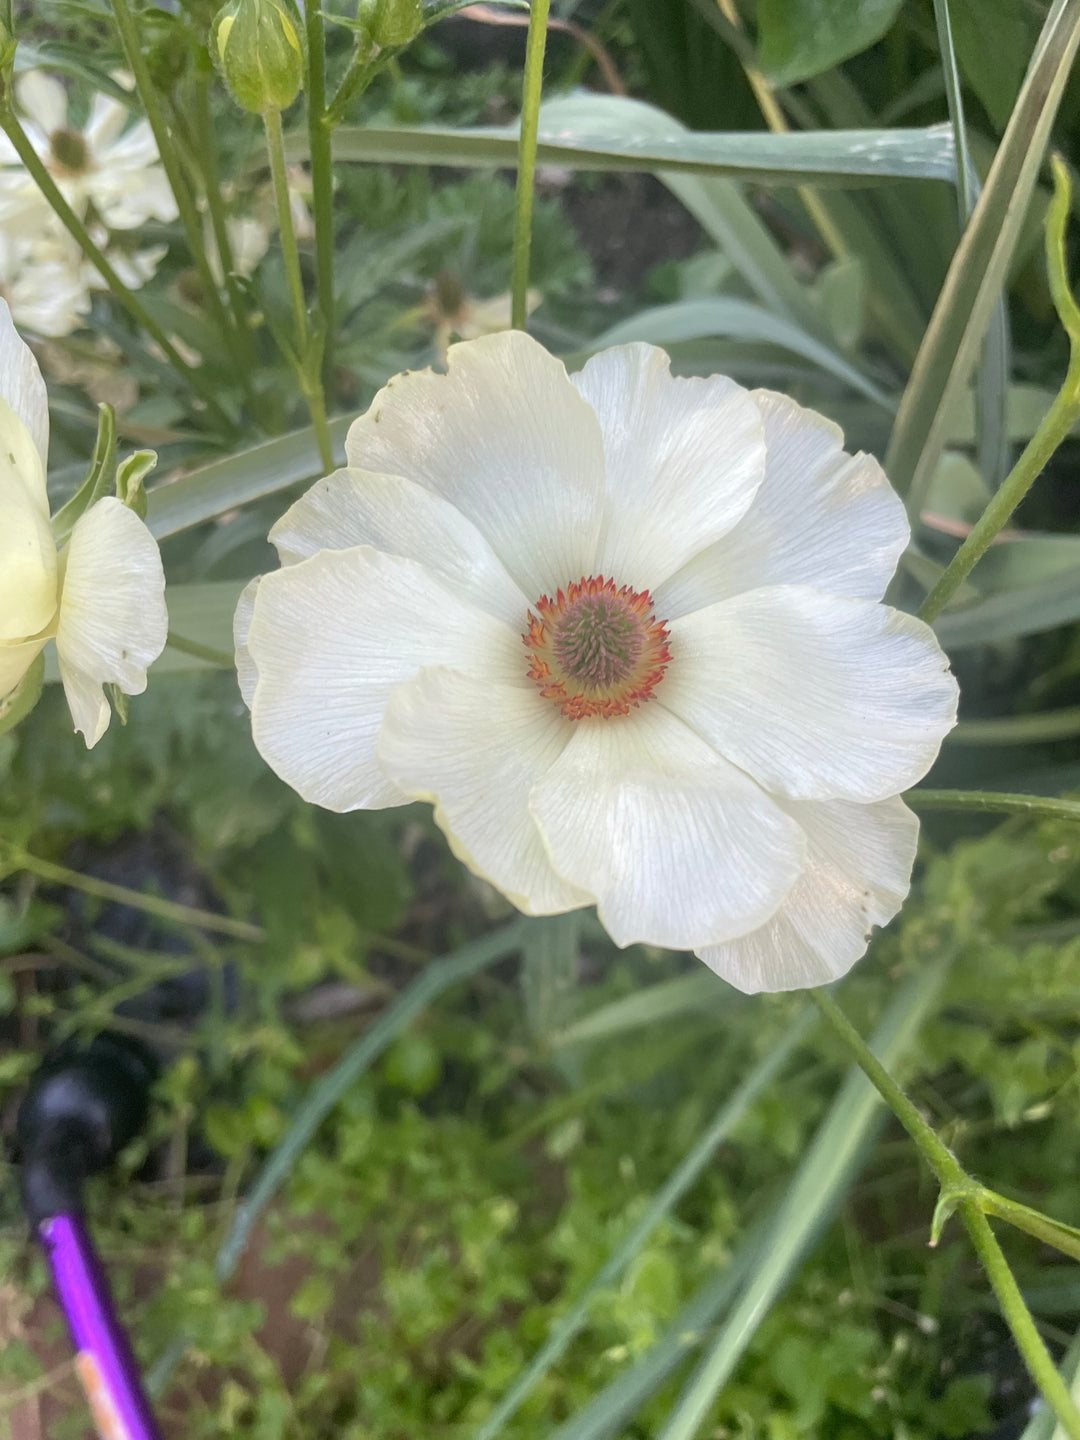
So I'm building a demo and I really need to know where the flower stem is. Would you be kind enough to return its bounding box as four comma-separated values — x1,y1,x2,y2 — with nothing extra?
918,155,1080,626
109,0,245,374
810,987,1080,1440
305,0,335,389
5,849,263,943
263,105,333,473
193,65,255,364
166,630,233,668
0,103,231,429
511,0,550,330
905,789,1080,823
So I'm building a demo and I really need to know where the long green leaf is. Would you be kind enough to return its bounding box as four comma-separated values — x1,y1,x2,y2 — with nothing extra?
590,300,891,405
653,962,950,1440
472,1010,815,1440
317,95,958,186
552,972,725,1048
934,567,1080,646
145,417,349,539
884,0,1080,513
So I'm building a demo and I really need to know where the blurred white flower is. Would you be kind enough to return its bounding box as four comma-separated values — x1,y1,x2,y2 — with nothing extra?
0,229,92,338
424,273,540,360
0,72,177,232
237,332,958,993
0,301,167,746
204,165,312,285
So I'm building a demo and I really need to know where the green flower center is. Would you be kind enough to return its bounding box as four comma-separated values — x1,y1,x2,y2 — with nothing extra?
553,590,643,689
49,128,91,177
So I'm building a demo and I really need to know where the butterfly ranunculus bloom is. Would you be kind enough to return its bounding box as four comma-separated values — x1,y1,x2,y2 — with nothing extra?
237,332,958,992
0,301,167,746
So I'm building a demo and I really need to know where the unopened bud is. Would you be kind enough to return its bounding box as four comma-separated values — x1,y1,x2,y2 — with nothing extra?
354,0,423,53
211,0,306,114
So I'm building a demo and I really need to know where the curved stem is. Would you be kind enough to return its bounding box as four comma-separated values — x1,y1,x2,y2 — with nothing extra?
6,849,263,943
0,106,230,429
905,789,1080,823
810,987,1080,1440
919,155,1080,626
305,0,335,387
511,0,550,330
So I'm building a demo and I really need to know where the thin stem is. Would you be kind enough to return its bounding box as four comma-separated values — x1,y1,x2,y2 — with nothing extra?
166,630,233,668
511,0,551,330
949,706,1080,745
109,0,244,372
263,105,333,472
324,56,380,130
7,849,263,943
905,789,1080,823
0,106,230,427
714,0,848,262
919,155,1080,625
810,988,1080,1440
193,66,255,362
305,0,335,388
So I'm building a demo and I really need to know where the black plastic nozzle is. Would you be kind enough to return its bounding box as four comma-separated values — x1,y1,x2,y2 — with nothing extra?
16,1034,158,1228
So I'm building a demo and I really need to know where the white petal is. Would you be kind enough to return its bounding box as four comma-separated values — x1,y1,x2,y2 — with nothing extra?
656,390,909,618
16,73,68,137
0,636,45,701
84,92,130,151
270,467,528,625
233,577,260,709
344,331,606,601
0,297,49,467
697,796,918,993
379,667,589,914
663,586,958,803
530,703,805,950
246,545,526,812
0,392,56,641
572,344,765,593
55,498,168,747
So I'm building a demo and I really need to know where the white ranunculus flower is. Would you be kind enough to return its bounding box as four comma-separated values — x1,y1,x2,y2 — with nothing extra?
237,332,958,993
0,301,168,746
0,229,93,338
0,72,177,233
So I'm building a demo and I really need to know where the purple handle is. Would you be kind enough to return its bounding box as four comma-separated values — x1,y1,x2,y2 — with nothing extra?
39,1214,164,1440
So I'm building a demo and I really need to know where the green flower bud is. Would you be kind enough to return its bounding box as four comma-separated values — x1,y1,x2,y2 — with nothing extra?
354,0,423,52
211,0,306,114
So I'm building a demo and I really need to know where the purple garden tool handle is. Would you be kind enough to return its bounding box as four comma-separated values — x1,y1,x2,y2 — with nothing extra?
40,1213,164,1440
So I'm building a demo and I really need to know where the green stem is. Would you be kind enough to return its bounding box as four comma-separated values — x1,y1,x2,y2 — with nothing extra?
193,66,254,363
265,105,306,342
0,105,230,428
905,789,1080,823
949,706,1080,745
6,849,263,943
109,0,244,373
324,55,379,130
919,154,1080,626
511,0,551,330
166,630,233,668
918,383,1080,625
263,105,333,472
810,988,1080,1440
305,0,335,388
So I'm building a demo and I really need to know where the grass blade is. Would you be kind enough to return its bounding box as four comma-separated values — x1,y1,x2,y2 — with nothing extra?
884,0,1080,514
590,299,891,405
318,95,958,185
145,417,349,539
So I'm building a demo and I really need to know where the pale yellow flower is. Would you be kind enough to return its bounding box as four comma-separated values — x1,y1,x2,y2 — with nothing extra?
0,302,167,745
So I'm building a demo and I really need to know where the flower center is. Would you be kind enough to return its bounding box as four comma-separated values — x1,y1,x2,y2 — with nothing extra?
49,128,91,177
523,576,671,720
